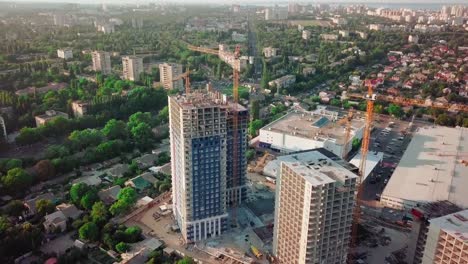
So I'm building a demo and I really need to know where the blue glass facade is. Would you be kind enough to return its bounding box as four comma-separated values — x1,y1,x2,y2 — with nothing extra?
191,136,224,220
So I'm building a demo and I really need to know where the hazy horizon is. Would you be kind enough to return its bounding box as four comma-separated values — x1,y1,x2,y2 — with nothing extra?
1,0,467,4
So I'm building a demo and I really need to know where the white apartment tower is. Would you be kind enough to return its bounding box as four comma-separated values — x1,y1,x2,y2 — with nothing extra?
273,150,357,264
92,51,112,75
122,56,143,82
159,63,184,90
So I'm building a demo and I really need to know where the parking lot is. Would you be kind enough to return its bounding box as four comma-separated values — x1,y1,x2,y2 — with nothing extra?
360,116,415,202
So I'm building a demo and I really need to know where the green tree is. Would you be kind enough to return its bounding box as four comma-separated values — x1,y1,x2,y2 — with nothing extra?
15,127,42,146
91,202,109,225
109,200,128,216
117,187,137,204
69,129,104,150
250,100,260,120
5,200,25,217
110,187,138,215
102,119,128,140
387,104,404,118
2,159,22,171
127,112,151,130
246,149,255,161
0,216,11,235
248,119,263,137
125,226,142,243
45,145,70,159
80,190,99,210
177,256,196,264
352,138,361,151
330,98,341,107
2,168,33,190
115,242,130,253
131,122,153,147
157,106,169,124
36,199,55,216
435,113,455,127
70,183,89,204
79,222,99,241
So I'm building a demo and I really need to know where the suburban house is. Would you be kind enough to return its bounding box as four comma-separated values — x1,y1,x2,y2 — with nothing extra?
24,193,56,217
134,154,158,169
98,185,122,205
125,172,158,191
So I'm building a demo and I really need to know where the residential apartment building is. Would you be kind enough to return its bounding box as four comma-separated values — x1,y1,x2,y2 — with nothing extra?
265,7,288,20
302,30,311,40
92,51,112,75
71,101,89,117
273,150,357,264
159,63,184,90
263,47,279,58
268,75,296,94
421,209,468,264
406,201,462,264
122,56,143,82
168,90,248,242
57,48,73,59
35,110,69,127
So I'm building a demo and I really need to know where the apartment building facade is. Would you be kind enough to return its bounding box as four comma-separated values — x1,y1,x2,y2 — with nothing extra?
407,201,462,264
92,51,112,75
273,150,357,264
122,56,143,82
159,63,184,90
421,209,468,264
57,48,73,59
168,91,248,242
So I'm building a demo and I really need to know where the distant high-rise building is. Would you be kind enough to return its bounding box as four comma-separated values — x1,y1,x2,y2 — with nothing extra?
265,6,288,20
302,30,311,40
273,150,357,264
169,90,248,242
131,17,144,29
231,4,240,13
288,2,300,14
159,63,184,90
122,56,143,82
441,5,452,16
92,51,112,75
408,35,419,44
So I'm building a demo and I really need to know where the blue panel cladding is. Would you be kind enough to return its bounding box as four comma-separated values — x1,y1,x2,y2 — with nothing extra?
226,109,248,193
191,135,223,221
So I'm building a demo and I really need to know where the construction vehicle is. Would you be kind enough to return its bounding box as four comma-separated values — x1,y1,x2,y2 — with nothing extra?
250,246,263,259
188,44,244,224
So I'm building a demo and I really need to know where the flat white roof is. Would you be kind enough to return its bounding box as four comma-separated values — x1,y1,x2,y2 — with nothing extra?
269,150,358,186
349,151,384,181
382,126,468,208
260,110,365,145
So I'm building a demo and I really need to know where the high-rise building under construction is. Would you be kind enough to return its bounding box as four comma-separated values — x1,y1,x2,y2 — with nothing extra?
168,89,248,242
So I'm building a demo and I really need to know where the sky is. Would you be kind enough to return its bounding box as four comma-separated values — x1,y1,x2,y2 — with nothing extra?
1,0,467,6
2,0,467,3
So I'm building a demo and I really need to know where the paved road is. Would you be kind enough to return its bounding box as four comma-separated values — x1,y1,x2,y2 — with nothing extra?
247,16,262,79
